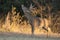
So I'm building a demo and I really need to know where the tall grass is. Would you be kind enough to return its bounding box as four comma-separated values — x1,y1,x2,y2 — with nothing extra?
0,5,60,34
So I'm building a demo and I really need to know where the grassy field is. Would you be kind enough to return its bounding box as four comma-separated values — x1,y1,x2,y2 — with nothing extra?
0,6,60,40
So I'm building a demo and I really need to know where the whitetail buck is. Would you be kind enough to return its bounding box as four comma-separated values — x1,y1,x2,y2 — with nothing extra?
22,5,51,34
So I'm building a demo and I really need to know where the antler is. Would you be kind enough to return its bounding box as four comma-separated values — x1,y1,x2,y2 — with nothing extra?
32,0,41,9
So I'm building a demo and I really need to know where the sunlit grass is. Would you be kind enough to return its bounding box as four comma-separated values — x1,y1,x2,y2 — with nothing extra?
0,5,60,35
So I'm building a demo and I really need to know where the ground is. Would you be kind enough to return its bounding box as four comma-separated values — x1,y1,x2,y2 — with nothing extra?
0,32,60,40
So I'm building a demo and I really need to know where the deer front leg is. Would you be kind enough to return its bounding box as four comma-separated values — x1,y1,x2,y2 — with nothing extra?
29,20,34,34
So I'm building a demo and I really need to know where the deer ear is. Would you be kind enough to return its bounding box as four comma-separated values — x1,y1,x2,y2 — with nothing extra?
29,4,34,9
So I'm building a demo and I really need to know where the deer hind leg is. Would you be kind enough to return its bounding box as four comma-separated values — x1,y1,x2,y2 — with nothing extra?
45,27,52,32
42,27,48,32
42,19,51,32
38,19,48,32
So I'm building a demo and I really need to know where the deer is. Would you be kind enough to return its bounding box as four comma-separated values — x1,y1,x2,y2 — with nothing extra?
21,5,51,34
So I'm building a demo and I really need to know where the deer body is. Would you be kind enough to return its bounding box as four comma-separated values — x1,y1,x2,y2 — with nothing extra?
22,5,41,34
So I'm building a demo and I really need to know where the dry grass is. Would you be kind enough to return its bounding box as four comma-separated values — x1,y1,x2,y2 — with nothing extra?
0,5,60,35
